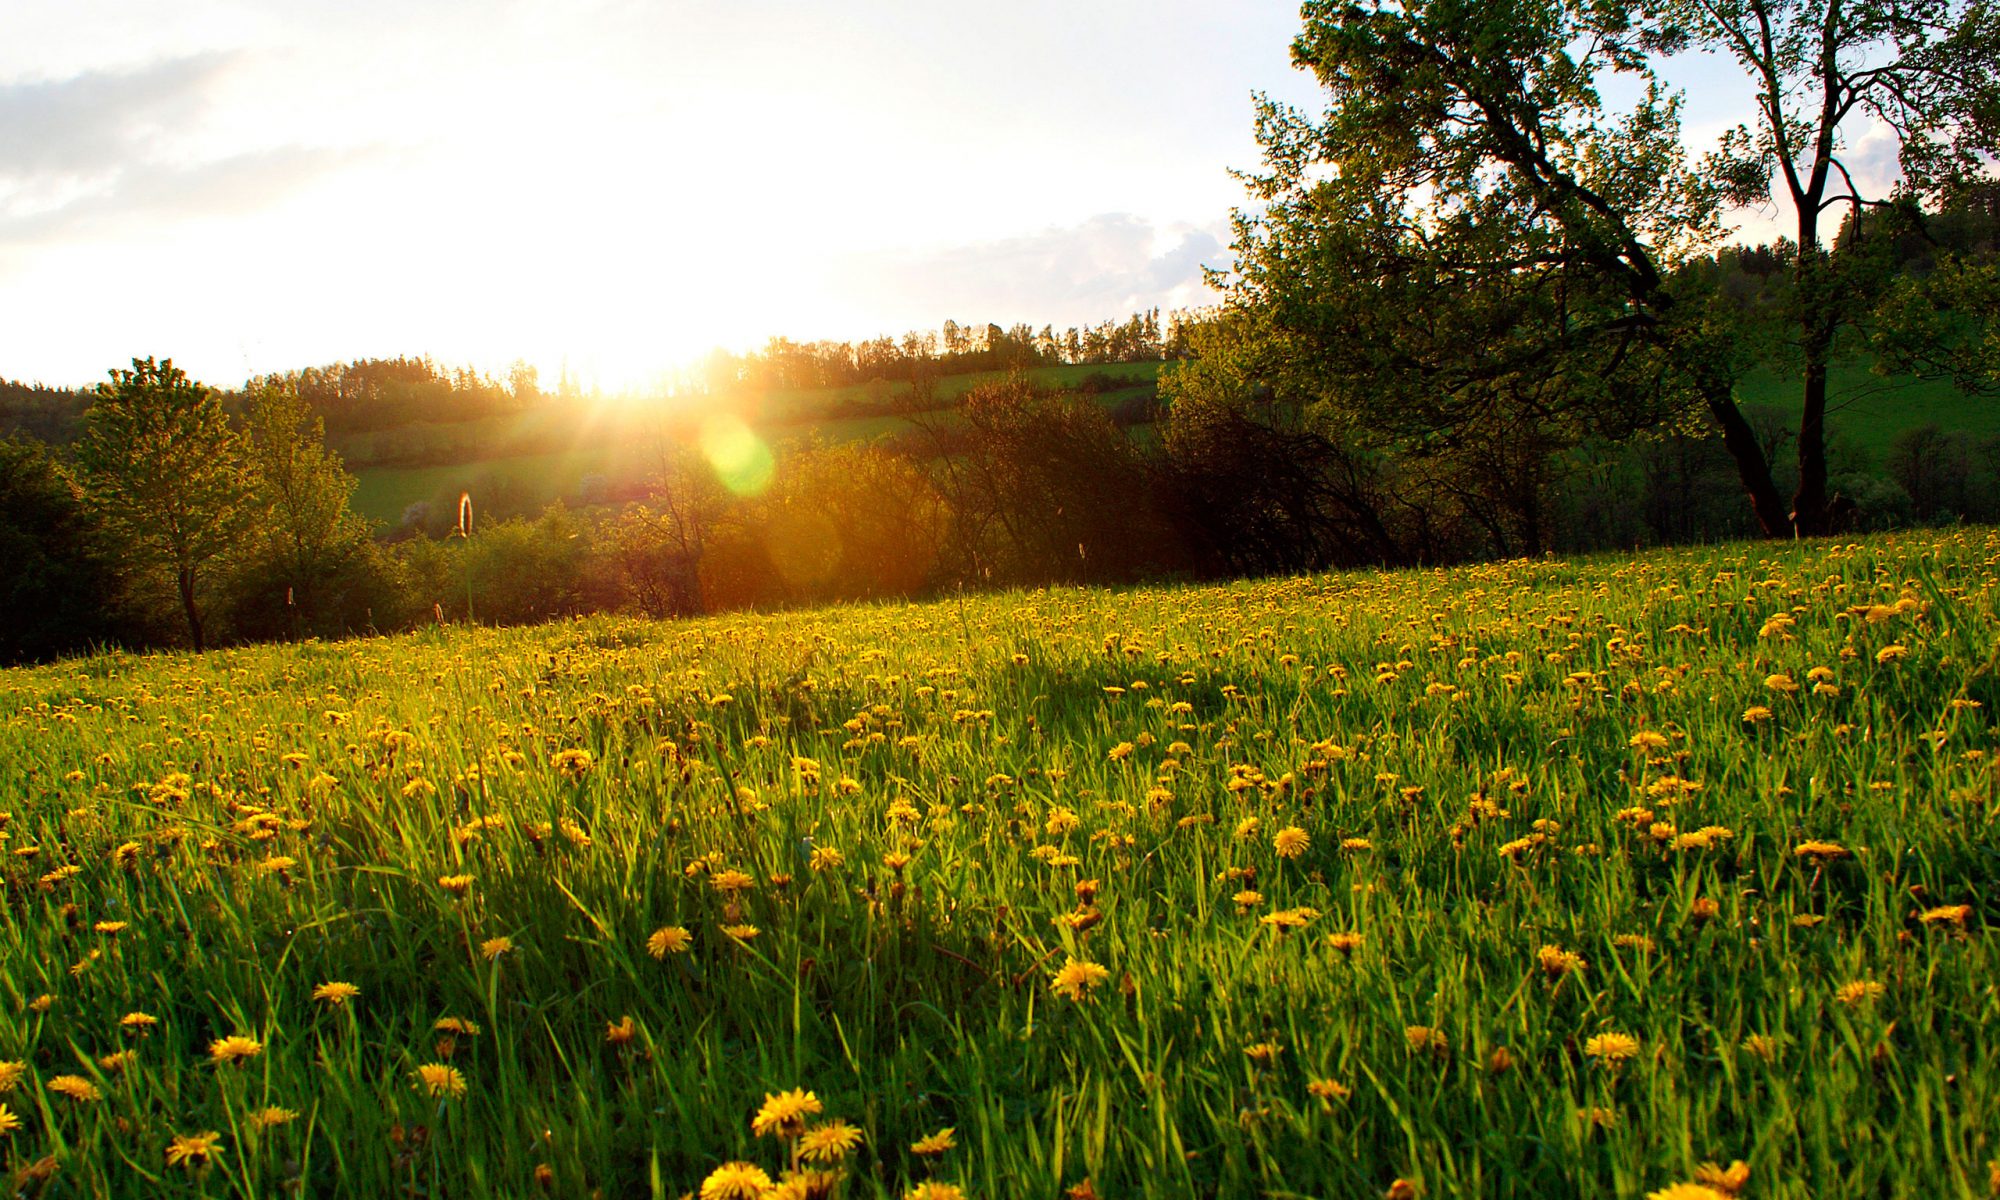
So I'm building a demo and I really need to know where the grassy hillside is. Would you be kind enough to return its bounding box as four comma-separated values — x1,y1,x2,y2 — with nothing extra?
2,529,1995,1197
346,362,1162,526
344,358,1992,529
1734,363,1999,458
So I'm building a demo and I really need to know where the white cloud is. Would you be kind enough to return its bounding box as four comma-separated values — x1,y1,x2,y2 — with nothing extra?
831,213,1230,334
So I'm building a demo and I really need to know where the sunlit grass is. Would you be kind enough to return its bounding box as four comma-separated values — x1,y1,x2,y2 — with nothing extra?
1,528,1994,1197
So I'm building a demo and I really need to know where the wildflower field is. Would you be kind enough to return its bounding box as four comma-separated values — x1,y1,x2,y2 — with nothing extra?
2,530,1996,1199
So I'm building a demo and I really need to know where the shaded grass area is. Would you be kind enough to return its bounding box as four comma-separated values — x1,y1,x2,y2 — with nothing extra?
1,528,1995,1197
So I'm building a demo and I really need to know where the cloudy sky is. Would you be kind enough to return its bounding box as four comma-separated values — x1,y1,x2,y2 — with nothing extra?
2,1,1807,390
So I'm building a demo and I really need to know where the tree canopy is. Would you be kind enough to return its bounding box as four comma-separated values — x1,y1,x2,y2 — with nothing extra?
73,358,256,651
1211,0,1999,536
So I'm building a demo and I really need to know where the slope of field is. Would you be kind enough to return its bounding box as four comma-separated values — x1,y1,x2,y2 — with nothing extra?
3,531,1996,1197
344,363,1163,526
1734,362,1999,457
342,358,1992,529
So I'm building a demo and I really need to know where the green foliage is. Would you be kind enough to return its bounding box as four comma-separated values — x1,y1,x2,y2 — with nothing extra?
223,383,384,640
72,358,257,651
1215,0,2000,540
0,438,131,663
457,505,590,626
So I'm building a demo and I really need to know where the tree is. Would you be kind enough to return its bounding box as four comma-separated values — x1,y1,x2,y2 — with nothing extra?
74,358,255,651
1664,0,2000,531
1222,0,1998,538
0,437,130,663
243,383,371,602
225,381,381,638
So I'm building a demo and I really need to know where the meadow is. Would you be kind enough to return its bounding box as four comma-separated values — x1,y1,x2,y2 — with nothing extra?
1,529,1995,1198
342,363,1163,527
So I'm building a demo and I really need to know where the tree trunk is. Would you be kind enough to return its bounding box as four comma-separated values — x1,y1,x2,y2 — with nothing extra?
1792,347,1831,534
1704,386,1795,536
177,566,205,652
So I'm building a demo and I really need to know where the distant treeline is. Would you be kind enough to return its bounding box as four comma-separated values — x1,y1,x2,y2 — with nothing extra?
701,309,1189,393
0,309,1193,446
0,377,90,445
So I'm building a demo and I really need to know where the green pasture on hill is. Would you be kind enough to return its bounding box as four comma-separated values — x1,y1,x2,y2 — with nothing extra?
344,357,1992,529
347,363,1163,527
1733,363,2000,459
1,528,1996,1197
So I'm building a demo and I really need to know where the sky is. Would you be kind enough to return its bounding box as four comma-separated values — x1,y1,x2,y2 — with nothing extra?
0,1,1846,392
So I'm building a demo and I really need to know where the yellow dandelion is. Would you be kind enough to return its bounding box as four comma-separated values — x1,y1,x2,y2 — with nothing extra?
1537,944,1586,977
165,1130,223,1169
1693,1160,1751,1193
437,874,474,897
711,869,756,894
773,1170,843,1199
1793,840,1849,861
1272,826,1310,859
701,1162,773,1200
911,1126,957,1156
797,1119,864,1163
47,1074,101,1103
1244,1041,1283,1065
648,926,693,958
0,1103,20,1136
1919,904,1971,926
247,1106,299,1131
1646,1185,1731,1200
751,1087,823,1138
209,1035,263,1065
1835,980,1885,1006
312,981,361,1006
0,1062,23,1093
904,1184,969,1200
414,1062,467,1099
1049,956,1111,1002
479,936,514,961
1404,1025,1447,1055
1584,1032,1640,1064
120,1011,160,1032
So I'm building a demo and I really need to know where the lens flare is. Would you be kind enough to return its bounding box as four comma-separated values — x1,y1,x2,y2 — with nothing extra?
700,414,774,496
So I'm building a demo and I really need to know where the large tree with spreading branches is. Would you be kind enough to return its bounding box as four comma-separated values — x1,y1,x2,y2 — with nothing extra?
1218,0,1998,536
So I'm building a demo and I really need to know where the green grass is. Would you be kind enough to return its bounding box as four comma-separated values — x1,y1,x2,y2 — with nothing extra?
6,527,1994,1199
347,364,1167,526
1734,363,1999,459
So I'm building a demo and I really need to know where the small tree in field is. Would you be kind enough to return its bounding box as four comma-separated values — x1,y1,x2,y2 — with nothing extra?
75,358,254,651
238,381,372,629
